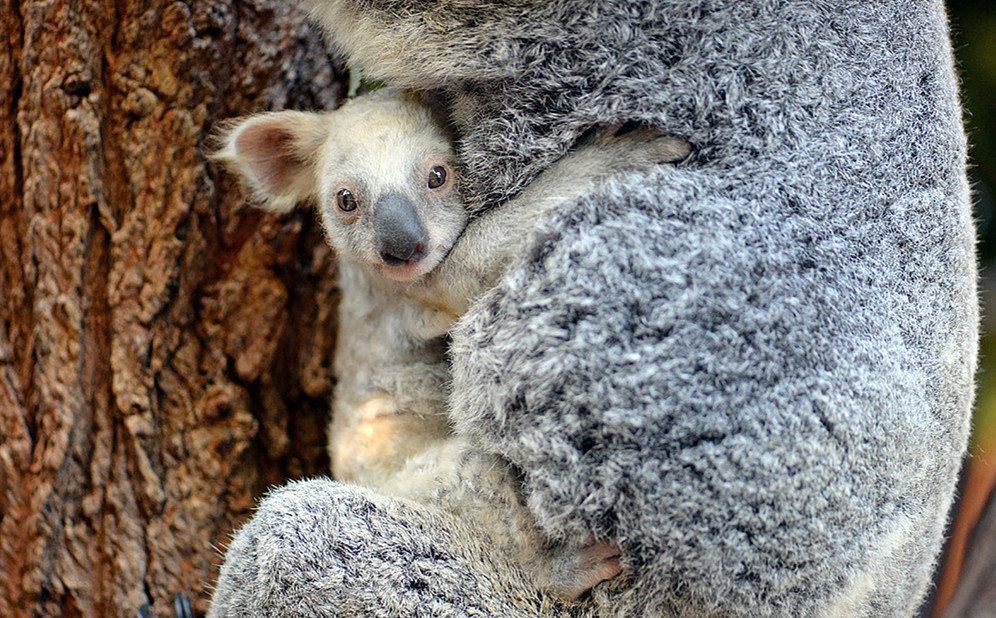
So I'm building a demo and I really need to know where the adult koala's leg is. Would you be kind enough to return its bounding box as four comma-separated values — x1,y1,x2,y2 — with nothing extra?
207,479,567,618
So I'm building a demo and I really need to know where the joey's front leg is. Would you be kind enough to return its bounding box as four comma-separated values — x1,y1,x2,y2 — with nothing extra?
410,128,690,314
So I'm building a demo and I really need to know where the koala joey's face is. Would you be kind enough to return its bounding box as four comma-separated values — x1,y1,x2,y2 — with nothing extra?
316,96,468,283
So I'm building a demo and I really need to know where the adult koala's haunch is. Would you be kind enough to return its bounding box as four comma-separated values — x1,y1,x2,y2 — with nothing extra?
209,1,976,616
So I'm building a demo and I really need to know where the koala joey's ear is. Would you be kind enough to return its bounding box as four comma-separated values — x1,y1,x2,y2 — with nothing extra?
211,111,329,212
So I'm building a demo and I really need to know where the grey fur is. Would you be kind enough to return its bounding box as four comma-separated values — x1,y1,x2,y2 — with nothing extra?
209,1,976,616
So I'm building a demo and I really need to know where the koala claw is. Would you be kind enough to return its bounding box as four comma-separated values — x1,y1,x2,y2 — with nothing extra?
135,592,192,618
173,592,193,618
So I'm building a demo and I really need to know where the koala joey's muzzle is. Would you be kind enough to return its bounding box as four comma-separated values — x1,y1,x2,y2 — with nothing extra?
374,193,429,266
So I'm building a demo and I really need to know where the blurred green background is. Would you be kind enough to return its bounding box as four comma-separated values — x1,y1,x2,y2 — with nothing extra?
926,4,996,612
950,0,996,455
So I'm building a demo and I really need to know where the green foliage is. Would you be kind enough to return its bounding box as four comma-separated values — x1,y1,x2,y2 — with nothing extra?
950,0,996,445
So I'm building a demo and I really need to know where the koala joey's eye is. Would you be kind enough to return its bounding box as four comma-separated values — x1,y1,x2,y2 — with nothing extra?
336,188,358,212
427,165,448,190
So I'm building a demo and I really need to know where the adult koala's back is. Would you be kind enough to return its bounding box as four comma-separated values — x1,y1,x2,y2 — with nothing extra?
313,1,976,615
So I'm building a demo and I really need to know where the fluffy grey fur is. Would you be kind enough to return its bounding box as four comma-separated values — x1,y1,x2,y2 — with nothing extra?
209,1,976,616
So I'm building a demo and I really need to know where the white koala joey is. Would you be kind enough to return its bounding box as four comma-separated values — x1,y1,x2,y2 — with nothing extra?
212,87,690,601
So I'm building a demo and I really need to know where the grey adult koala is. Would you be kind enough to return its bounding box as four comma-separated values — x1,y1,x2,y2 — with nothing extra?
208,1,976,616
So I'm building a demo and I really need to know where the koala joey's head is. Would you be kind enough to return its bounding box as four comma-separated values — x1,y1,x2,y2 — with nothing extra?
212,89,467,282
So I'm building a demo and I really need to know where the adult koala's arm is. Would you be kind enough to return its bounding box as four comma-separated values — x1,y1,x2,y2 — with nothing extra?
299,1,974,616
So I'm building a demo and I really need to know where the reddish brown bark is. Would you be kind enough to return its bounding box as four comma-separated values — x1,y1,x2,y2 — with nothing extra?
0,2,344,615
935,444,996,618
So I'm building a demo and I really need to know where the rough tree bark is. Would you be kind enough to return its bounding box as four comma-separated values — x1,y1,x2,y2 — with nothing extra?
0,2,343,616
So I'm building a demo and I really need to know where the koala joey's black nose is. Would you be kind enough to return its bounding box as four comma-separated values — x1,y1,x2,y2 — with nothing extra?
374,193,429,265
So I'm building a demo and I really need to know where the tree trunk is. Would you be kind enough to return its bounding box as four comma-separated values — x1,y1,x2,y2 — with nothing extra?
940,480,996,618
0,2,344,616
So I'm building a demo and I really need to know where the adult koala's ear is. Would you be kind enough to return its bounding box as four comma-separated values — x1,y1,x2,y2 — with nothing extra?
211,111,329,212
